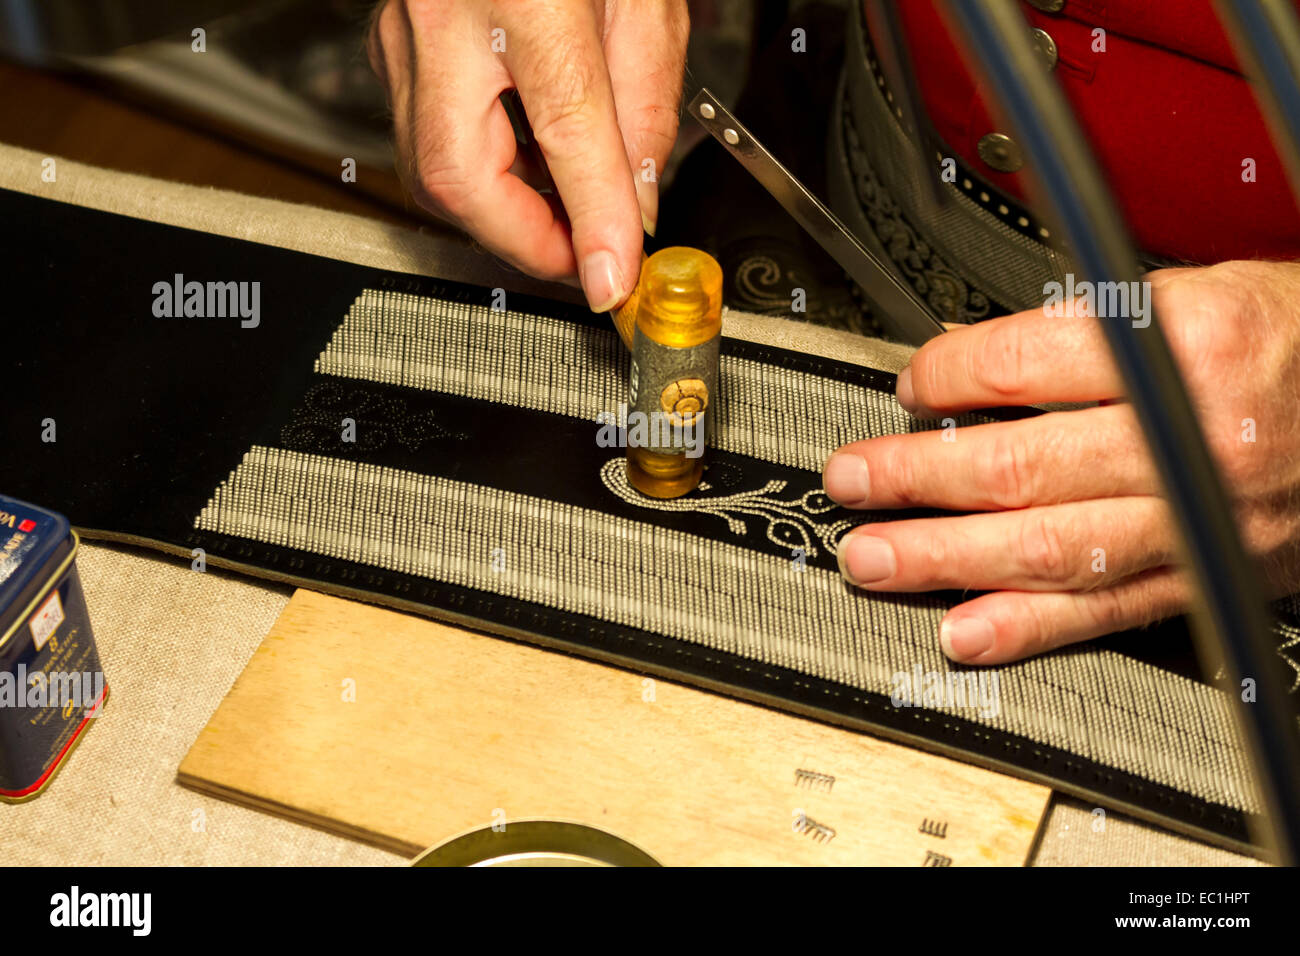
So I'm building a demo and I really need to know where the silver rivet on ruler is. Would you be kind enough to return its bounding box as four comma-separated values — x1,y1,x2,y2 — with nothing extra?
699,102,716,120
723,128,740,145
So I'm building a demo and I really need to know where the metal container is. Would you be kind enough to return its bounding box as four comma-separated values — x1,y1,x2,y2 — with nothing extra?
0,494,106,801
412,821,661,867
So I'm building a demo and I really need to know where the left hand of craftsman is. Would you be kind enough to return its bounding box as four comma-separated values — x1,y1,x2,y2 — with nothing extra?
822,260,1300,665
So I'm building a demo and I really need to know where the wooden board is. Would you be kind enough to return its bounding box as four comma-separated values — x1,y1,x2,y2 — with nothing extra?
178,590,1050,865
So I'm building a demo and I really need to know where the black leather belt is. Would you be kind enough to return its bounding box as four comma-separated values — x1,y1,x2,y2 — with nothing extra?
826,0,1076,334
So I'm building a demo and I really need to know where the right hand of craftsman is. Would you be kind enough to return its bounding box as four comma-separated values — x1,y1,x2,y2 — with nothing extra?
367,0,689,312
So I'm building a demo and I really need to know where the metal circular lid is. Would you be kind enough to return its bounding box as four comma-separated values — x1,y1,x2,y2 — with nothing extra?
411,821,661,868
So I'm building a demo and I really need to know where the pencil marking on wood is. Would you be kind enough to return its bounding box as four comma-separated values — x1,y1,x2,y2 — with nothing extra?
794,768,836,792
919,818,948,839
794,812,836,843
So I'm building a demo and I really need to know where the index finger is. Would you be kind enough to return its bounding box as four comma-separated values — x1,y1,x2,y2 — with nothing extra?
503,5,643,312
391,2,580,280
897,309,1122,416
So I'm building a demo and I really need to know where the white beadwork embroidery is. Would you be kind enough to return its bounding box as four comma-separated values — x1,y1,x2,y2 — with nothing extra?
599,457,856,558
314,288,919,474
195,445,1259,813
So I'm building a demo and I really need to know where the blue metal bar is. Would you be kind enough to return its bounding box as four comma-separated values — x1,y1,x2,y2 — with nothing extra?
942,0,1300,864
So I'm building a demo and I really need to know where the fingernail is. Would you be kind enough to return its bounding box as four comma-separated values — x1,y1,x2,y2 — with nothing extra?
896,366,917,412
580,250,627,313
838,535,895,586
940,616,995,661
823,453,870,506
636,177,658,237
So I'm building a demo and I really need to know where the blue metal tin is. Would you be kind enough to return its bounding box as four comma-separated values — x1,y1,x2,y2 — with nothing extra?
0,494,106,800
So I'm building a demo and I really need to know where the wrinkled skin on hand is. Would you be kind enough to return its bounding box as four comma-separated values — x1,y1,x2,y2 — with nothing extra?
823,261,1300,665
367,0,689,312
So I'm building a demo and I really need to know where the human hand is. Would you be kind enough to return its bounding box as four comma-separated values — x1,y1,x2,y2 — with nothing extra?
823,261,1300,665
367,0,689,310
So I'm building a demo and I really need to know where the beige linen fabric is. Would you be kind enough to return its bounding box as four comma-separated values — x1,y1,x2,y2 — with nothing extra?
3,542,399,866
0,144,1258,866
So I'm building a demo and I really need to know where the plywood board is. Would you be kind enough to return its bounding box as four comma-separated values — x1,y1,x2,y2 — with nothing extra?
179,590,1049,865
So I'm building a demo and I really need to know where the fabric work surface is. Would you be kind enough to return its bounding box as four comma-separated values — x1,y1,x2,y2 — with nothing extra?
0,145,1282,858
0,540,1256,867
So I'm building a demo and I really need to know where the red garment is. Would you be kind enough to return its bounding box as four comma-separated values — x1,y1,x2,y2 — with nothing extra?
888,0,1300,263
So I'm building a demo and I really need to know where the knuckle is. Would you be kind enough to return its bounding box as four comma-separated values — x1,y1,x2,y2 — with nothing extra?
410,155,473,218
523,44,601,153
974,320,1027,397
882,440,923,508
910,345,944,411
915,530,953,584
980,431,1036,508
1198,310,1248,363
1213,439,1260,489
1203,259,1266,299
1205,415,1272,490
1083,583,1131,635
1024,601,1063,656
1242,508,1298,561
1017,513,1073,583
1160,273,1251,365
1001,595,1056,659
532,97,593,156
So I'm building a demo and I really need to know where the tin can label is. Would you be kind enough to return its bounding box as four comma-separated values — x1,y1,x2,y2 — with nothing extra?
628,329,719,457
29,590,64,651
0,565,105,800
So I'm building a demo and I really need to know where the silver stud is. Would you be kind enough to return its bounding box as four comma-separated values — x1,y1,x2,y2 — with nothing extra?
977,132,1025,173
699,103,716,120
723,128,740,145
1032,28,1059,70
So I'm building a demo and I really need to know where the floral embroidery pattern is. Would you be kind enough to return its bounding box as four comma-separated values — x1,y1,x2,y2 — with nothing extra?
281,380,467,454
1274,595,1300,693
1280,629,1300,694
733,254,797,312
840,92,993,325
600,457,861,558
